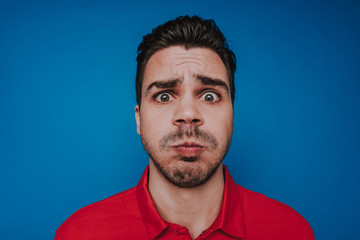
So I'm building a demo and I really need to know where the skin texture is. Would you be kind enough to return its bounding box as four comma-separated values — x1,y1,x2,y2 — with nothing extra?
135,46,234,238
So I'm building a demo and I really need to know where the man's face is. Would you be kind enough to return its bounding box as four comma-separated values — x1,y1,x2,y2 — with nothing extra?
135,46,233,188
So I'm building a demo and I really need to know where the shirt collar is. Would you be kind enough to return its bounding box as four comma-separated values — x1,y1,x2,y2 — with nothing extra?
216,165,245,238
136,166,168,238
136,165,245,239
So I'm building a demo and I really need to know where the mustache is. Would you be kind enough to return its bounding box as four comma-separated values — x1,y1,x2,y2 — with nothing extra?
159,125,218,150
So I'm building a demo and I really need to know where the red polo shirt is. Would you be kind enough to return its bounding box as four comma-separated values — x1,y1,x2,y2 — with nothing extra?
55,166,314,239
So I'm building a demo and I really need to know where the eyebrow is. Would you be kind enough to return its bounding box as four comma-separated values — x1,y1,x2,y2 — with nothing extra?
196,75,229,93
145,79,181,96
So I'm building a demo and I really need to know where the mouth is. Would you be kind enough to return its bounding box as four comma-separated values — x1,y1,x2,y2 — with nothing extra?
172,142,205,157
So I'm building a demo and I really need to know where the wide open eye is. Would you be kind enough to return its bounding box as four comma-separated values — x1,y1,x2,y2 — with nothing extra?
200,91,219,102
155,92,173,103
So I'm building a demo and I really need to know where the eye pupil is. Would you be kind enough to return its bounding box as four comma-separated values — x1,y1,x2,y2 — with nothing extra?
160,94,170,102
205,94,214,102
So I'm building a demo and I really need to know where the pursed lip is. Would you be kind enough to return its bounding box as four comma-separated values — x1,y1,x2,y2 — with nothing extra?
171,142,205,156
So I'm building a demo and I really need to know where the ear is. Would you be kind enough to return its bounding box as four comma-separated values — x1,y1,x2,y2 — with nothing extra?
135,105,141,135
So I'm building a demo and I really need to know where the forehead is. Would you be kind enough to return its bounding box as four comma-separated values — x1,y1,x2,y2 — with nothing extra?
142,46,228,89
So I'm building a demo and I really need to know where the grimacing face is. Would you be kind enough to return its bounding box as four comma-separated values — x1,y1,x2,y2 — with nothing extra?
135,46,233,188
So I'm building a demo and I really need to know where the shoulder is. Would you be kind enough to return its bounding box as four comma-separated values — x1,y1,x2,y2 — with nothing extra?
238,185,314,240
55,186,145,240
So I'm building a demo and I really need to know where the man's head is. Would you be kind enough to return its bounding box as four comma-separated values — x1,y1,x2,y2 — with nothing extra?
135,16,236,188
135,15,236,106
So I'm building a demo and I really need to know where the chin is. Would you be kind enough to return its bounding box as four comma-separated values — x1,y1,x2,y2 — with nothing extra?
152,156,222,188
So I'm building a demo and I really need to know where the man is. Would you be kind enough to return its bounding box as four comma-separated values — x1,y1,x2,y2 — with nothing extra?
55,15,314,240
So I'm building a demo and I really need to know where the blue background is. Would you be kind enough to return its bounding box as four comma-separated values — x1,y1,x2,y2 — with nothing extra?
1,0,359,239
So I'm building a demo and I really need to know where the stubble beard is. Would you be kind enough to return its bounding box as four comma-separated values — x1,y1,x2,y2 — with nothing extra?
141,126,232,188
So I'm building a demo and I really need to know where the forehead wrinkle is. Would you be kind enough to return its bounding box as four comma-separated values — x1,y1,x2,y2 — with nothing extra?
174,59,205,67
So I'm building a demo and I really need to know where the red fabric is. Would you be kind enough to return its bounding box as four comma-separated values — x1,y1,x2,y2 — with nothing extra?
55,166,314,240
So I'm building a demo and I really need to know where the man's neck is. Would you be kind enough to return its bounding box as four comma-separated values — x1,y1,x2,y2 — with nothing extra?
148,161,225,239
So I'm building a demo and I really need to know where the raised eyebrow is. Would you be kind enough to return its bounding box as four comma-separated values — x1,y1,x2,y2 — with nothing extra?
144,79,181,96
196,75,230,93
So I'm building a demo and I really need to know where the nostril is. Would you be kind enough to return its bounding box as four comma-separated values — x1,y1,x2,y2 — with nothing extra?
175,118,201,125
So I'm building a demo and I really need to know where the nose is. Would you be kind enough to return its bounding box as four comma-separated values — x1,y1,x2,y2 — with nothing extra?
172,97,204,127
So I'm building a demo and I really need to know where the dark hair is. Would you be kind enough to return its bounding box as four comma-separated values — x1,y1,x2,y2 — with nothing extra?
135,15,236,105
